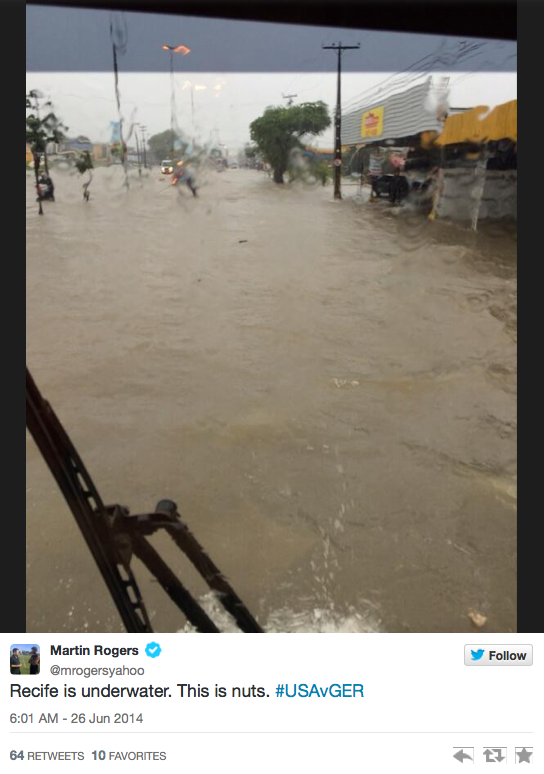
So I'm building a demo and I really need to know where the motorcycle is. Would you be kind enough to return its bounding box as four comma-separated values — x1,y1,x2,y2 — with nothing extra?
171,166,198,197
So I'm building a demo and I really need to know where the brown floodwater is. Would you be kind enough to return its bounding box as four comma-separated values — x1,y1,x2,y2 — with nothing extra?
26,165,517,633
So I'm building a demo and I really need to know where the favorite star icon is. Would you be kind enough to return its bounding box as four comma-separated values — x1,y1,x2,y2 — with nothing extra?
515,747,533,764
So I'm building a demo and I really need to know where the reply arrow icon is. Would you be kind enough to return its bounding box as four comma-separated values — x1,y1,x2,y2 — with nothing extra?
454,749,473,763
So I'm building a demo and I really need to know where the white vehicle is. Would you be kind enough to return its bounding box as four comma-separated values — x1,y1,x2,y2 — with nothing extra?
160,159,174,174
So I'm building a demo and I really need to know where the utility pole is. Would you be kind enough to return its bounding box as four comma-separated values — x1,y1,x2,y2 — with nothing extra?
282,93,297,107
322,41,360,199
135,131,142,176
140,125,148,168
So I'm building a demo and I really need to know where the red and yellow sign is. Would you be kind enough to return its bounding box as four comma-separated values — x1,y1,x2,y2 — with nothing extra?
361,106,384,138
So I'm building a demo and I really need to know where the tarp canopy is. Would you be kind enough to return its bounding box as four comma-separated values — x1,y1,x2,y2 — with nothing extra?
435,100,517,146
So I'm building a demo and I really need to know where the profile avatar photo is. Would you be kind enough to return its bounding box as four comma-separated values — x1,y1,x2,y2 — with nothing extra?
10,645,40,675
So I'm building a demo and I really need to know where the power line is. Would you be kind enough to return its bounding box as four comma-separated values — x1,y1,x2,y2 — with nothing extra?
282,52,331,93
342,41,489,112
341,40,488,113
56,91,166,107
340,49,443,111
343,68,432,112
343,72,430,113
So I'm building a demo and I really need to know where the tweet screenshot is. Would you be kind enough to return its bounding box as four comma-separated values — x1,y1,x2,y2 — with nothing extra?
3,635,538,771
23,0,524,772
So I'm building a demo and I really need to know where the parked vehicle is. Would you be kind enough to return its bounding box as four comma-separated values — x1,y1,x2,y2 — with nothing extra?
374,173,409,200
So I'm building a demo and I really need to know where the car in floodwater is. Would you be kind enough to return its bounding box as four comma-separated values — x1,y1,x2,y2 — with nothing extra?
374,173,409,200
161,159,174,174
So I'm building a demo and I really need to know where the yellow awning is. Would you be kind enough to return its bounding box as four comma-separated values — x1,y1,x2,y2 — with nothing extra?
435,100,517,146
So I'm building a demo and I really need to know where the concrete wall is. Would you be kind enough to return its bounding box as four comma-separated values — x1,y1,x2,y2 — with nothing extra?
480,170,517,220
437,167,517,223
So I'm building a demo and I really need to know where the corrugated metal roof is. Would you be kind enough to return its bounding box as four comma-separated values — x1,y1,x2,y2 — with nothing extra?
341,78,444,146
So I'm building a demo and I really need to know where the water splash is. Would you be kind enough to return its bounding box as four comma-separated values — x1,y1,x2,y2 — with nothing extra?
178,592,382,633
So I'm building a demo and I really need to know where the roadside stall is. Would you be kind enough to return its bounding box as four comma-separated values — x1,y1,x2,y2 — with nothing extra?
341,78,446,206
431,100,517,229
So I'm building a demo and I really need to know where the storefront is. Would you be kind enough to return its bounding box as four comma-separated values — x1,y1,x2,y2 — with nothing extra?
432,100,517,228
341,78,449,207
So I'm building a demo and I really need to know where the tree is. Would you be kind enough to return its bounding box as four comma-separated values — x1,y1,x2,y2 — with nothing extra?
244,143,258,159
26,90,67,214
250,102,331,184
148,129,188,162
312,159,333,187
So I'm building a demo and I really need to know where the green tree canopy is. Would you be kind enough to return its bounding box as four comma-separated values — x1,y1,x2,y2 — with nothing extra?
26,90,67,159
26,89,67,214
148,129,188,162
250,101,331,183
244,143,259,159
75,150,94,175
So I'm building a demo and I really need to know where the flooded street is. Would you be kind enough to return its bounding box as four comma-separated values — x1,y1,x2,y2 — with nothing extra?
26,166,517,633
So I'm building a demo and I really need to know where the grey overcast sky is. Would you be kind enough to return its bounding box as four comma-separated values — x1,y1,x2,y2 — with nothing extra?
26,5,517,150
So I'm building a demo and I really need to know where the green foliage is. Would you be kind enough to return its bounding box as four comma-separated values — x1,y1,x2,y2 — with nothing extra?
312,159,333,186
75,151,94,175
286,154,333,186
26,90,67,156
27,90,67,213
148,129,188,162
250,101,331,183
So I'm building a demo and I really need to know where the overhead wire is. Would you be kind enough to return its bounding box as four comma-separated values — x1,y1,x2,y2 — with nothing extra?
341,40,489,113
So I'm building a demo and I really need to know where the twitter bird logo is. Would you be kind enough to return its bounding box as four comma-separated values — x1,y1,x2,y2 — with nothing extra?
471,649,485,661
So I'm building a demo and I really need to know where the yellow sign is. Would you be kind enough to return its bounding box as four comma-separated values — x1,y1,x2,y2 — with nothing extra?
361,106,384,138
